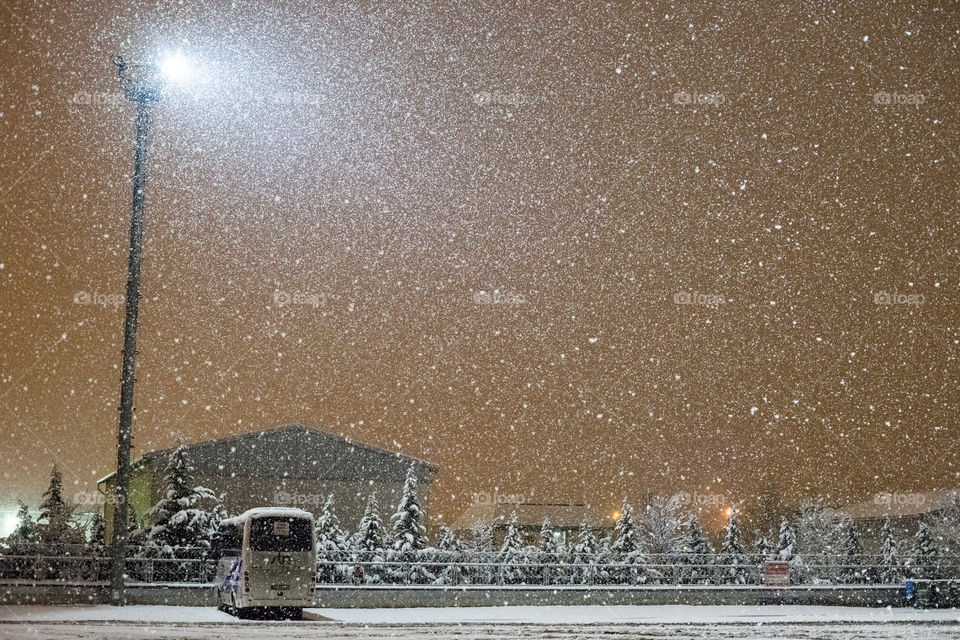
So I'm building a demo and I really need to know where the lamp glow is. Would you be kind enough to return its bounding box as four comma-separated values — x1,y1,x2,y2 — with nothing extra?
158,50,195,84
0,512,18,537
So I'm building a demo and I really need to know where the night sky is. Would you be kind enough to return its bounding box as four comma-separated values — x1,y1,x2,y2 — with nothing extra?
0,0,958,532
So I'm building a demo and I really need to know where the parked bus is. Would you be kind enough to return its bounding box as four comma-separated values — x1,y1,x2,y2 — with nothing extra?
213,507,316,619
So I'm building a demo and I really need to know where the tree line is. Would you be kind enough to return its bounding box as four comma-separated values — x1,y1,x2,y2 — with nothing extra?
3,452,958,586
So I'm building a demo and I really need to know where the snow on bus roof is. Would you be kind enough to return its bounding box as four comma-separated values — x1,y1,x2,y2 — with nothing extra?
221,507,314,526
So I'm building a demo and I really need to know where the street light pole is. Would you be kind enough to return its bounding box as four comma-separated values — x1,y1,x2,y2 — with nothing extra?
110,55,160,605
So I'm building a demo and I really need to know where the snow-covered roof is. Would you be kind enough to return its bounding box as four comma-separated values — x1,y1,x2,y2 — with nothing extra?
450,502,609,531
221,507,315,527
97,423,438,485
838,489,960,520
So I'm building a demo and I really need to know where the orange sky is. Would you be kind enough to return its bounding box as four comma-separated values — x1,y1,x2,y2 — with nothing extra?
0,0,958,535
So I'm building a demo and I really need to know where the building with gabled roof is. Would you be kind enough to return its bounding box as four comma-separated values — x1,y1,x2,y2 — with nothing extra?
97,424,437,543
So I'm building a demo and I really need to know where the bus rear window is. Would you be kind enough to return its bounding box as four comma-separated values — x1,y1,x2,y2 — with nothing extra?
249,517,313,552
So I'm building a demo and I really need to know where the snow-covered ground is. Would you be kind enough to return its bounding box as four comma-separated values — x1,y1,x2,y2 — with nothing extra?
2,605,960,639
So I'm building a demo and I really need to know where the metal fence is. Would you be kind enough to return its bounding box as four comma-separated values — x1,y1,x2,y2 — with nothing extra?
314,550,960,587
1,545,957,587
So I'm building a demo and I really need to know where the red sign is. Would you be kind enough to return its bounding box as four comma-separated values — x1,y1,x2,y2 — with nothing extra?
763,560,790,586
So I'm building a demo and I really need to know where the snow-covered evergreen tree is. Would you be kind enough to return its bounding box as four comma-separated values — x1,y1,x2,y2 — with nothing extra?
433,525,462,585
754,535,772,558
391,466,428,553
596,533,614,584
536,519,559,585
354,493,385,553
793,500,841,582
776,516,797,561
879,519,902,584
469,521,495,584
88,514,106,547
37,465,81,545
538,519,557,556
611,503,651,584
499,511,528,584
127,506,147,548
145,446,217,560
837,521,864,584
315,494,348,582
908,521,939,579
715,515,748,584
611,502,640,558
389,466,431,583
681,515,711,585
570,520,598,585
351,493,386,583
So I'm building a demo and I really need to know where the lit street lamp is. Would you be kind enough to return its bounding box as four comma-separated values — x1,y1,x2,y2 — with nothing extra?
109,52,193,605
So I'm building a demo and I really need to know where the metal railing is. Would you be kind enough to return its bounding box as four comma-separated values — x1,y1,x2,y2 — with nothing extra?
1,544,957,587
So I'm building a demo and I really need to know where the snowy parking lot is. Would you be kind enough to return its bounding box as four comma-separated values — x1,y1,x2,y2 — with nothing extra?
2,605,960,639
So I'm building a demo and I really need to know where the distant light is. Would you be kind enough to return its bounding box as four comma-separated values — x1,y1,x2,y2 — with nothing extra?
0,512,18,537
723,507,733,518
158,50,195,84
612,511,621,520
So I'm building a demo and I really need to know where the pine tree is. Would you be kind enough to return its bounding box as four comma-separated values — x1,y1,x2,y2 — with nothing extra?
837,522,864,584
682,516,711,585
352,493,386,583
499,511,528,584
88,514,106,547
391,466,428,553
612,503,651,584
434,525,462,585
389,466,430,583
611,502,640,558
536,519,559,585
127,506,147,548
879,519,902,584
754,535,772,558
538,519,557,556
909,521,939,579
776,516,797,561
146,446,217,559
38,466,66,524
354,493,386,553
570,519,598,585
37,465,81,546
716,515,748,584
793,499,839,582
596,533,613,584
469,521,494,584
316,494,348,583
435,526,460,552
